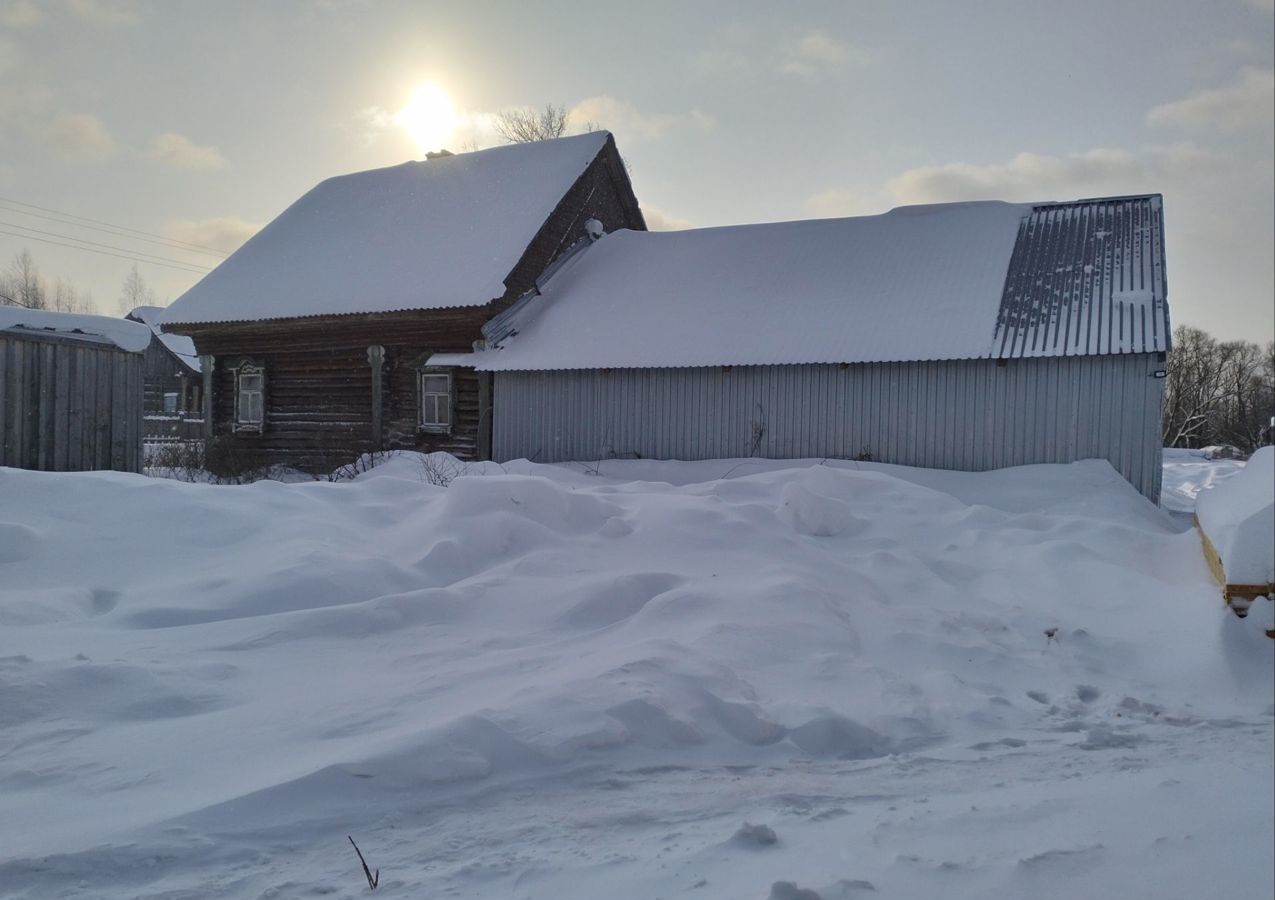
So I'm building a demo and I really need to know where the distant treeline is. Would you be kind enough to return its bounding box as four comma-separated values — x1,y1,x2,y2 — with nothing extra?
1163,325,1274,452
0,248,160,316
0,249,96,314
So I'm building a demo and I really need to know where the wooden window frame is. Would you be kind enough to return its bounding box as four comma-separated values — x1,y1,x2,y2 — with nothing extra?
232,360,266,434
418,367,454,434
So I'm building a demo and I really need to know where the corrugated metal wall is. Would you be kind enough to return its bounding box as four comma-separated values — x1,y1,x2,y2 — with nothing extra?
0,333,144,473
492,353,1166,500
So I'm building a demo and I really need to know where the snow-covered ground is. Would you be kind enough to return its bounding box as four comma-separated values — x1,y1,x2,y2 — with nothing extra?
1,454,1271,900
1160,447,1248,519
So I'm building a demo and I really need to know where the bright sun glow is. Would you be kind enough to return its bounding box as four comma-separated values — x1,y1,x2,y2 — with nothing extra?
396,82,457,154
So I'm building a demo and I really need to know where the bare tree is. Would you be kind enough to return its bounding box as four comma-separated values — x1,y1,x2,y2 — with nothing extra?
1,250,48,310
117,262,154,315
1163,326,1228,447
1216,340,1275,449
494,104,571,143
1163,324,1275,451
51,276,95,314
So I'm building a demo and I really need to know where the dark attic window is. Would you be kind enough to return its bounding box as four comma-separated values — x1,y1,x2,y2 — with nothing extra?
233,361,266,433
418,368,453,434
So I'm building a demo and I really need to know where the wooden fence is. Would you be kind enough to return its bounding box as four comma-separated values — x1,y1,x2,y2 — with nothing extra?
0,330,144,473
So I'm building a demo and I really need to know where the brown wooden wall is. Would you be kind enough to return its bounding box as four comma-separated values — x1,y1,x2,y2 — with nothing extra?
0,333,144,473
185,310,490,472
137,337,202,441
172,135,645,475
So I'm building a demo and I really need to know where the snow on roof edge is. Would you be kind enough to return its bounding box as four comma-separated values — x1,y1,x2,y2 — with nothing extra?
0,307,151,352
458,346,1171,372
128,306,201,371
161,298,497,328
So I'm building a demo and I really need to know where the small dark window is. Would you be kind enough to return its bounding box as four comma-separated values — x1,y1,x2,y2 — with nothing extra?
419,370,452,433
235,363,265,432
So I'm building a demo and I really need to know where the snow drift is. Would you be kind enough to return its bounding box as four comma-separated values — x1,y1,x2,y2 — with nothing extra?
0,455,1270,899
1194,445,1274,586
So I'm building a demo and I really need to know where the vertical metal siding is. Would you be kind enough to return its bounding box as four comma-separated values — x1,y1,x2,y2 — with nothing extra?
493,354,1166,501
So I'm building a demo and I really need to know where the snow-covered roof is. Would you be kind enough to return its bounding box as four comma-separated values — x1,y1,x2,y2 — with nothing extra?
126,305,201,372
0,307,151,352
162,132,613,325
442,195,1167,371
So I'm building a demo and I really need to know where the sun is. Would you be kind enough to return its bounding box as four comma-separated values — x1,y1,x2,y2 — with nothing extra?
396,82,457,154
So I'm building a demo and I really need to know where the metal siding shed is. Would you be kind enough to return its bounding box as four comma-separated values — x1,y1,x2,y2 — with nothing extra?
447,195,1171,501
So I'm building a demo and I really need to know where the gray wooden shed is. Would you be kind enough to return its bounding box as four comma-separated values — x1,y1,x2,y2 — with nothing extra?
0,308,149,473
433,195,1170,501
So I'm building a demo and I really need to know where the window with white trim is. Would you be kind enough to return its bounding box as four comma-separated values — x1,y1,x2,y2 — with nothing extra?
235,363,265,431
419,370,452,432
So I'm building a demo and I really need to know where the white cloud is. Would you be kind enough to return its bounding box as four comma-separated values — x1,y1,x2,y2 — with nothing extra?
64,0,139,24
150,132,226,170
641,206,693,231
804,189,876,219
43,112,115,161
166,216,260,254
778,30,867,78
1146,68,1274,131
353,105,394,146
1241,0,1273,12
0,0,42,28
568,96,715,143
884,144,1227,205
0,32,18,74
695,25,870,80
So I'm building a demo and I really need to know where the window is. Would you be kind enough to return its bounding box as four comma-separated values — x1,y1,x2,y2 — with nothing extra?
235,363,265,432
419,370,452,432
162,392,178,414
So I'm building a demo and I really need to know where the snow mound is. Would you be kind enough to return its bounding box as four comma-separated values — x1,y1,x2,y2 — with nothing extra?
1195,446,1274,585
0,454,1270,898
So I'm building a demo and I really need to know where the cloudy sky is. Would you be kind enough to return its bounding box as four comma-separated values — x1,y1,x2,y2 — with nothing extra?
1,0,1271,339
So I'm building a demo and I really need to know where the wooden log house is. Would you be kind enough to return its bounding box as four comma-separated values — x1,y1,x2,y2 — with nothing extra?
162,132,643,473
125,305,203,442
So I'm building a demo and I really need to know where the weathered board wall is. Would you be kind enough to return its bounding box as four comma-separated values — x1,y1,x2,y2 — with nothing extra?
171,134,645,474
0,331,144,472
491,353,1167,500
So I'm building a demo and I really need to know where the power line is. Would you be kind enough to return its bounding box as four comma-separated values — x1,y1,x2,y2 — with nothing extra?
0,195,233,256
0,201,229,260
0,220,214,273
0,227,213,275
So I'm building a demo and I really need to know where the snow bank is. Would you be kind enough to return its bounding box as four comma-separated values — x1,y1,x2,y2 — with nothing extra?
0,455,1269,898
1195,446,1275,585
0,307,150,352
